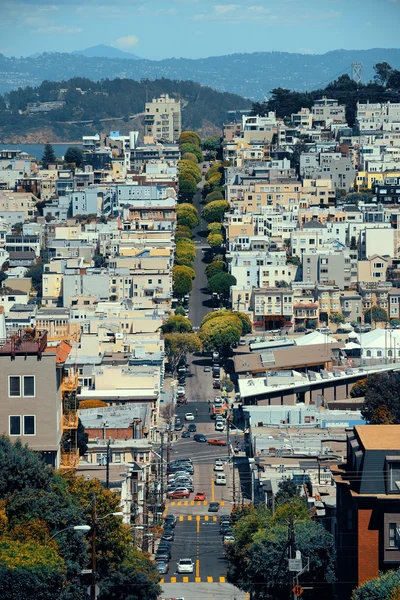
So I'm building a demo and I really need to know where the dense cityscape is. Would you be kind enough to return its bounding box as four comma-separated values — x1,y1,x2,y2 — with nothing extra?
2,4,400,600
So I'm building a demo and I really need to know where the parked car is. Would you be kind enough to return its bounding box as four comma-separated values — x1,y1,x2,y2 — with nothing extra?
215,421,224,432
224,535,235,545
188,423,197,432
194,491,207,501
208,438,227,446
177,385,186,396
208,501,220,512
204,365,211,372
317,327,332,334
177,397,188,405
156,561,169,574
213,379,221,389
294,326,307,333
155,550,170,562
161,532,174,542
166,488,190,499
177,558,194,573
181,430,190,438
174,422,183,431
164,515,176,527
194,434,207,442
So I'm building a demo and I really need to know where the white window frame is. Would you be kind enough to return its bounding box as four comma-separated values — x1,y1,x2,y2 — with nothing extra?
23,415,36,436
8,375,35,398
9,415,21,436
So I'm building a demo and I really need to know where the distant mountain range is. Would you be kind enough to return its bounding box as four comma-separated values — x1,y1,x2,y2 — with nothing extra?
1,48,400,98
72,45,142,60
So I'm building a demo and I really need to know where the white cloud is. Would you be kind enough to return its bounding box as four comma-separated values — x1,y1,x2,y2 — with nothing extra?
193,3,275,22
114,35,140,49
214,4,239,14
33,25,83,35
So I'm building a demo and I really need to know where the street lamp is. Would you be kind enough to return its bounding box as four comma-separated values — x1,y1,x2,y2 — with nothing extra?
45,524,91,545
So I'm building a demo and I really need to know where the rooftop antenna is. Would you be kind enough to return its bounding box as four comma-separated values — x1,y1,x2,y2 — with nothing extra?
351,62,363,84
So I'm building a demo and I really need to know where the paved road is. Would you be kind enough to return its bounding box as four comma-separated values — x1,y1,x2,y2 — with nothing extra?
161,582,248,599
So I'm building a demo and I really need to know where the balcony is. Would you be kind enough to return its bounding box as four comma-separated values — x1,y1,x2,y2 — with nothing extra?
59,449,80,470
0,329,47,357
63,410,79,430
61,374,78,393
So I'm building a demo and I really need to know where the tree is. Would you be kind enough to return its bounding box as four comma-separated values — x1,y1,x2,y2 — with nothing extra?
205,190,224,204
179,131,201,146
208,272,237,298
64,146,83,167
181,152,198,163
275,479,301,505
25,261,44,296
202,136,221,154
41,143,56,169
330,312,345,325
207,222,222,233
177,209,199,229
201,200,230,224
352,569,400,600
79,400,108,410
374,62,393,86
360,372,400,423
364,305,388,325
350,236,358,250
207,232,223,248
172,265,194,296
205,261,226,279
161,314,193,334
175,306,186,316
175,238,196,264
178,179,197,203
275,280,288,288
180,143,203,162
98,558,161,600
164,333,201,375
200,310,248,353
350,378,368,398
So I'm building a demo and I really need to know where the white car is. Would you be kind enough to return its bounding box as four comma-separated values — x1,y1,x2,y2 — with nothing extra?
185,413,195,421
177,386,185,396
214,463,224,472
215,421,224,432
177,558,194,573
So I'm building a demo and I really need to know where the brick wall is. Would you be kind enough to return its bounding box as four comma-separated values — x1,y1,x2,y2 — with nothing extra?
358,508,379,585
86,427,133,440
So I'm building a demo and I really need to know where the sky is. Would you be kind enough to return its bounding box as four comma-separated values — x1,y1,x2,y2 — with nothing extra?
0,0,399,60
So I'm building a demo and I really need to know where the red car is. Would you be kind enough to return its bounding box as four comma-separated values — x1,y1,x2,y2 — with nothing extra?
167,488,190,499
208,439,227,446
194,491,207,501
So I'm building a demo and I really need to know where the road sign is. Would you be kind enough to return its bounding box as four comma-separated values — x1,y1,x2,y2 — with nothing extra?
293,584,304,597
289,558,303,572
87,584,100,597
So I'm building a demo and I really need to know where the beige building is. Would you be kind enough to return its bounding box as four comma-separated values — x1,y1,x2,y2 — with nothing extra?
231,181,312,214
0,191,37,220
144,94,181,143
357,255,391,283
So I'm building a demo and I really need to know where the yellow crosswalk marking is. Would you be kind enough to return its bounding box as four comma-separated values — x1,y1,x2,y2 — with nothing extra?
170,577,176,583
195,576,201,583
220,501,225,506
213,516,217,522
170,501,175,506
182,576,189,583
160,578,164,584
179,515,184,522
184,501,188,506
204,515,209,521
177,501,182,506
219,576,226,583
207,576,213,583
188,515,192,521
196,515,200,521
190,500,194,505
203,500,208,505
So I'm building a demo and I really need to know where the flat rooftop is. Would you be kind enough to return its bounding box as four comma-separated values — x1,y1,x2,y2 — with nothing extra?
356,424,400,451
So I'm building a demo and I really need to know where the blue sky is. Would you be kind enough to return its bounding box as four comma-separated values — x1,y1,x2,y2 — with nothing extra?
1,0,400,59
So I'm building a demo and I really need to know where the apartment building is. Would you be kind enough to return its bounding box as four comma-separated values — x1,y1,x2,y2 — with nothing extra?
303,248,358,289
144,94,181,143
356,101,400,134
357,255,391,283
358,282,393,317
231,286,293,331
333,426,400,595
315,284,342,324
301,152,356,191
227,250,297,289
231,181,312,214
0,191,36,224
311,97,346,126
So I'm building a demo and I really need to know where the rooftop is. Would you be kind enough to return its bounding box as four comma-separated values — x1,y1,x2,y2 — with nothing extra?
356,424,400,451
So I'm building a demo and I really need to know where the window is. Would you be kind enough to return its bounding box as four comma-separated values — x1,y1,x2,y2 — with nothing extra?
23,376,35,397
389,523,398,548
9,416,21,436
23,416,35,436
9,376,21,397
388,459,400,492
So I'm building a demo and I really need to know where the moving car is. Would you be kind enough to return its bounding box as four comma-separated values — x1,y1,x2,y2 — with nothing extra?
215,421,224,432
156,561,169,574
166,488,190,499
208,501,220,512
164,515,176,527
224,535,235,545
185,412,195,421
215,473,227,485
174,422,183,431
204,365,211,372
194,491,207,501
214,460,224,472
208,438,227,446
177,386,186,397
177,558,194,574
194,434,207,442
155,550,170,562
181,430,190,438
188,423,197,432
161,532,174,542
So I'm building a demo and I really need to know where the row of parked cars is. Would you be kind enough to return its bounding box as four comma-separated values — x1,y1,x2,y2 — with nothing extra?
154,514,177,575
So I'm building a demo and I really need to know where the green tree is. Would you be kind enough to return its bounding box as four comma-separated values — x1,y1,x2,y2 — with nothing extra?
208,272,237,298
64,147,83,167
350,378,368,398
350,236,358,250
178,160,201,183
205,190,224,204
25,261,44,297
98,556,161,600
352,569,400,600
181,152,198,163
200,310,248,353
172,265,194,296
202,136,221,154
41,143,56,169
207,222,222,233
374,62,393,86
330,312,345,325
178,179,197,203
175,306,186,316
180,143,203,162
179,131,201,146
207,232,223,248
175,238,196,264
161,314,193,334
205,261,226,279
0,540,66,600
164,332,201,375
363,305,388,324
275,479,301,505
201,200,230,223
177,209,199,229
360,372,400,423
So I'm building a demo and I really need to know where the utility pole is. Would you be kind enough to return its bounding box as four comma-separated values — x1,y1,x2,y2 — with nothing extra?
160,431,165,507
142,470,149,552
105,438,110,490
91,493,97,600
